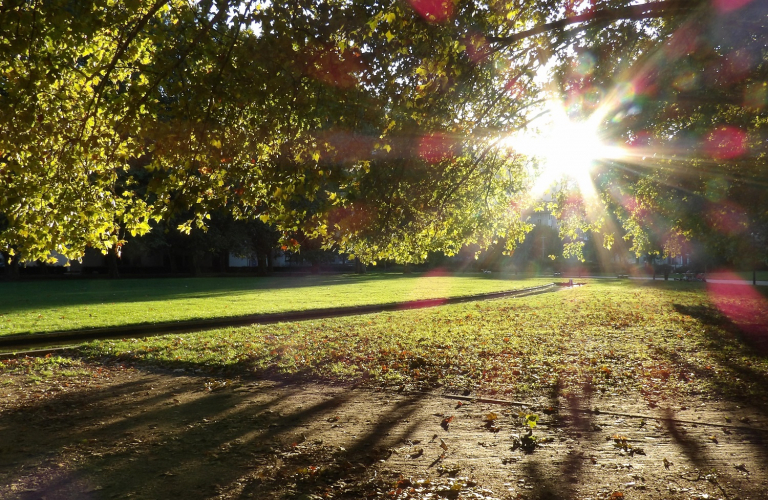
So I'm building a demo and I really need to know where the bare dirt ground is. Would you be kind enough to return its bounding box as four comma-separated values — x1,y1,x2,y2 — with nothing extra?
1,359,767,500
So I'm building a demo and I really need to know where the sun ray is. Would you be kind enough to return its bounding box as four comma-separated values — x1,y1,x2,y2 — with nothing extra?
500,100,626,200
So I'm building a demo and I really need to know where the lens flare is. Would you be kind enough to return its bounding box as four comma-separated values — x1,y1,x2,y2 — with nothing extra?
501,101,625,198
707,273,768,354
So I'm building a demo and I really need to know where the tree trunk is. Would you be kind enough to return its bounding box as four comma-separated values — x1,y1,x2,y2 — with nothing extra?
191,253,203,277
258,253,268,276
107,246,120,279
167,251,178,274
267,250,274,274
2,251,20,280
355,258,366,274
215,252,228,273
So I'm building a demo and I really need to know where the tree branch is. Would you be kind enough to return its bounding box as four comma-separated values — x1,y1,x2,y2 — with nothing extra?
488,0,697,47
88,0,168,111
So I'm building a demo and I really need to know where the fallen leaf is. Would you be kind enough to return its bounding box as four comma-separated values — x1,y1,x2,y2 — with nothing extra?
440,415,454,430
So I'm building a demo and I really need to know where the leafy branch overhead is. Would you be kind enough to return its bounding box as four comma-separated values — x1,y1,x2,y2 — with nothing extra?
1,0,765,265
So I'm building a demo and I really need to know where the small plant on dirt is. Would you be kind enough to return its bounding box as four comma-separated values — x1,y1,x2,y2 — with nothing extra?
613,434,645,456
511,413,539,452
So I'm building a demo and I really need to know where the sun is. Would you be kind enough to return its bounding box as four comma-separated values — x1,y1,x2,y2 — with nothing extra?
501,101,624,198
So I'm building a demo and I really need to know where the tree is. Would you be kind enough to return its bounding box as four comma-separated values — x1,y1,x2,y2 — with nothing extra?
552,0,768,267
1,0,764,268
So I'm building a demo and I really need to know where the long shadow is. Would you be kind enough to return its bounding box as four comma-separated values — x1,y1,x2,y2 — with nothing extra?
0,372,355,499
0,273,539,339
0,274,399,314
0,360,442,500
673,303,768,355
670,303,768,408
238,392,430,498
0,272,521,314
659,407,709,469
526,379,576,500
521,461,562,500
518,377,596,500
652,302,768,475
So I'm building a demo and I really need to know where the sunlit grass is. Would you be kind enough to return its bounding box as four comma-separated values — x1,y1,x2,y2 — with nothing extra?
63,280,768,402
0,274,552,336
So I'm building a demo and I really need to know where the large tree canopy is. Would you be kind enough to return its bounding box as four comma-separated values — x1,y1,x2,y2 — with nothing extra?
1,0,765,266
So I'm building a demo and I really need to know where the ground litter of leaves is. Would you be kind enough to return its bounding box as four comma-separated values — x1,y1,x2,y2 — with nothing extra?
2,279,768,499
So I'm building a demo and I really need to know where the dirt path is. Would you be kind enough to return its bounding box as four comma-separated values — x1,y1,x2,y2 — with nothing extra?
1,361,767,500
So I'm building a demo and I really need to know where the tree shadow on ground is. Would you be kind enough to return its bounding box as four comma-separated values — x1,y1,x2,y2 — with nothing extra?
0,272,537,337
509,377,597,500
3,359,768,499
673,303,768,355
659,407,709,469
653,303,768,474
671,303,768,408
0,272,521,315
0,274,407,314
0,366,432,499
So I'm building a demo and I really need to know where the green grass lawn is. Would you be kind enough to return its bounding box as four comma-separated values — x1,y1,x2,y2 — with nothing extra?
0,274,552,336
41,280,763,403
